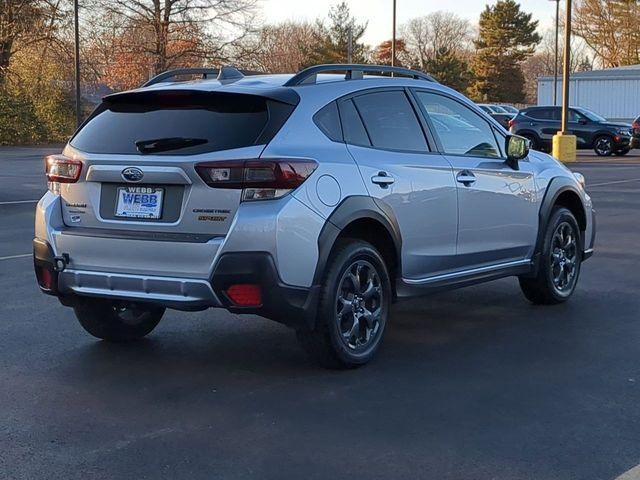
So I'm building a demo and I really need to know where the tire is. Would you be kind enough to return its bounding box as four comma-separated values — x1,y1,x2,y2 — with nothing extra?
519,207,582,305
296,240,392,369
520,133,539,151
593,135,613,156
73,298,165,342
614,148,630,156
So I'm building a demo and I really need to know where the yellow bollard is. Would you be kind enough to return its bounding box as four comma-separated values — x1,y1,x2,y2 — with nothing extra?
552,132,577,163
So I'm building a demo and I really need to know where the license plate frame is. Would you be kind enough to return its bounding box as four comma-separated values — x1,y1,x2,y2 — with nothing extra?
114,186,164,219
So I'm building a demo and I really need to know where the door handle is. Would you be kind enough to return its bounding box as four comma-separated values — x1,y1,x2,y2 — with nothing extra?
371,172,395,187
456,170,476,186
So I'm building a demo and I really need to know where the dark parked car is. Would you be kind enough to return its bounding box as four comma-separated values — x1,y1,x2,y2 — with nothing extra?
509,106,633,156
632,115,640,149
477,103,513,129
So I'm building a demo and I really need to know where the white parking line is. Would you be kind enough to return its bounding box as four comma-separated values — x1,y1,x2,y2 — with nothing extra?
0,199,39,205
0,253,31,261
614,463,640,480
589,178,640,187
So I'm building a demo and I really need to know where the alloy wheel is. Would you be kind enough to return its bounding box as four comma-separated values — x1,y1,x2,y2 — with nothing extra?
335,260,383,350
594,137,612,156
550,222,578,293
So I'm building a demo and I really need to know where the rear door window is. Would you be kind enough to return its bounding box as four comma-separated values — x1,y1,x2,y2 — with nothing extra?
338,99,371,147
313,101,343,142
525,108,558,120
352,91,428,152
71,91,294,155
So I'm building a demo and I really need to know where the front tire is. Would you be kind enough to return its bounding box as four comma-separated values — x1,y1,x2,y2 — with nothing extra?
519,207,582,305
594,135,613,156
73,298,165,342
296,240,392,368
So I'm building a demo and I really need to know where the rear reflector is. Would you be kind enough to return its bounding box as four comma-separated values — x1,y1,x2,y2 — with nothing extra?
226,284,262,307
45,155,82,183
195,158,317,201
35,265,54,290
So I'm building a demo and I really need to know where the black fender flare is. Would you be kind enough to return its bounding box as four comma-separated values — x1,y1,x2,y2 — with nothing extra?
312,195,402,286
531,177,586,273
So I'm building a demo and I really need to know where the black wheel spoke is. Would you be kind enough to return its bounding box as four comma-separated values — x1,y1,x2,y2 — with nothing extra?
336,259,384,350
549,221,579,294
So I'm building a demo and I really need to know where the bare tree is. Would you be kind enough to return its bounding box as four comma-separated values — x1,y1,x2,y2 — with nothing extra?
89,0,259,79
574,0,640,68
239,21,320,73
401,12,472,69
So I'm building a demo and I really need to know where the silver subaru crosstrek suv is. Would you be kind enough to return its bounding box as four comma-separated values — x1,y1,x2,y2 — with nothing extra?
34,64,595,368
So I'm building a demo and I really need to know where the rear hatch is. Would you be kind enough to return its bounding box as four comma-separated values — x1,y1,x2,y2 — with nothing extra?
58,89,296,236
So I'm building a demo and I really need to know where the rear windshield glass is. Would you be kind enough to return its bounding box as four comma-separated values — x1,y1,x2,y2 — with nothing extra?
71,91,293,155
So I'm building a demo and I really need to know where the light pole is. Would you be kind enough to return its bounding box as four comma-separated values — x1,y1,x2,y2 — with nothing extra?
391,0,396,67
560,0,572,135
73,0,81,127
552,0,576,162
551,0,560,105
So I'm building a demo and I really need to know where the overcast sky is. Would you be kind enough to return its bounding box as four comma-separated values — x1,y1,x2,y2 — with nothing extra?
260,0,558,46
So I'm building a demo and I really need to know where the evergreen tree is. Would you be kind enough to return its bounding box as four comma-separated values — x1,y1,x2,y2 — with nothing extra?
425,48,471,92
305,2,368,66
468,0,540,103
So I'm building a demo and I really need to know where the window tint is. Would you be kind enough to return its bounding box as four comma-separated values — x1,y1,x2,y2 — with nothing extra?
338,99,371,147
352,91,428,152
525,108,558,120
313,101,342,142
414,91,500,158
71,91,293,155
568,109,583,122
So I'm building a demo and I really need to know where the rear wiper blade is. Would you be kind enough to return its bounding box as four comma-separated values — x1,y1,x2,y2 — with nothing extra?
135,137,208,154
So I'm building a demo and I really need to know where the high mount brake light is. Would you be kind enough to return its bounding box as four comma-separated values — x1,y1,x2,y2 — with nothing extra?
195,158,317,201
45,155,83,183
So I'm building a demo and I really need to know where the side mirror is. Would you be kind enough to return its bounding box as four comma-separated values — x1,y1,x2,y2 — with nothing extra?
505,134,529,169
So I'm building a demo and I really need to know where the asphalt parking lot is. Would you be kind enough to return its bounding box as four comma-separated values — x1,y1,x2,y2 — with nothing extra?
1,146,640,480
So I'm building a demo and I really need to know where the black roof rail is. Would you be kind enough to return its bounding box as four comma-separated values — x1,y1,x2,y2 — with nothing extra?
283,64,437,87
142,66,261,88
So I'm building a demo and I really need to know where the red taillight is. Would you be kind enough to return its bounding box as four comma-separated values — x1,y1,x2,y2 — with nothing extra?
508,118,515,129
195,158,317,201
45,155,82,183
226,284,262,307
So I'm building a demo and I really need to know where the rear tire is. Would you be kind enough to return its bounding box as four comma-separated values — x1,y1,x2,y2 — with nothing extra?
519,207,582,305
296,240,392,369
593,135,613,156
73,298,164,342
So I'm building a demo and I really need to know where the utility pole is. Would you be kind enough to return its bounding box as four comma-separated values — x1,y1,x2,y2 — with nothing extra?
73,0,81,127
552,0,576,162
552,0,560,105
560,0,571,135
391,0,397,68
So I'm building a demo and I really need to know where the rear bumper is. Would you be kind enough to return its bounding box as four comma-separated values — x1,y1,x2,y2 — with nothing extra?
34,238,318,327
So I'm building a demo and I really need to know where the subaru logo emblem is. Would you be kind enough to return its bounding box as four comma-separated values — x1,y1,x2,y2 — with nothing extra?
121,167,144,182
